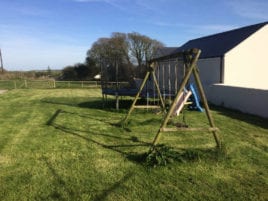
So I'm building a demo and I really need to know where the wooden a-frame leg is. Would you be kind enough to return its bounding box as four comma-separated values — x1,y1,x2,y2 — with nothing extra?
123,71,150,125
192,67,221,149
152,72,165,111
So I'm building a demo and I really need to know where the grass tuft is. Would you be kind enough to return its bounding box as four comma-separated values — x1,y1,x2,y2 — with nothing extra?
146,144,200,167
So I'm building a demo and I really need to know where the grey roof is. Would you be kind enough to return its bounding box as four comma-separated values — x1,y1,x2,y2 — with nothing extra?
174,21,268,58
152,47,178,59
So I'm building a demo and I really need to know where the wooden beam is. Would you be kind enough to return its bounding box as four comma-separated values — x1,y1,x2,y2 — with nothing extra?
192,66,221,148
160,127,219,132
149,48,200,63
122,71,150,124
151,70,165,110
133,105,161,109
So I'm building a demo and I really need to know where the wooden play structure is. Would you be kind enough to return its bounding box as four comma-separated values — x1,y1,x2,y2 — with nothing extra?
123,48,221,149
100,49,189,110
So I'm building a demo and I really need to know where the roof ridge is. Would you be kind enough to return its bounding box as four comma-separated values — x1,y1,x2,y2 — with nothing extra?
188,21,268,42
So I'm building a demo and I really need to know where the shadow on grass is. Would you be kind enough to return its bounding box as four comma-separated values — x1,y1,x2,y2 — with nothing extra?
46,110,136,142
141,118,162,125
39,156,76,200
41,97,133,111
51,121,223,166
46,109,224,167
42,96,161,112
93,172,134,201
54,109,133,133
52,123,151,164
46,109,62,125
211,105,268,129
41,98,105,110
41,154,134,201
79,99,133,110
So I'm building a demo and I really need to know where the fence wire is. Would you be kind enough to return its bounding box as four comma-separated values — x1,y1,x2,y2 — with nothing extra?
0,80,101,89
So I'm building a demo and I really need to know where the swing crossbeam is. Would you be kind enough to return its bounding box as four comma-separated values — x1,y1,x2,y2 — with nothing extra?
160,127,219,132
133,105,161,109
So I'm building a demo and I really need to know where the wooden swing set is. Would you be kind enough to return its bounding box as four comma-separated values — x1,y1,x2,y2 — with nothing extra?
123,48,221,149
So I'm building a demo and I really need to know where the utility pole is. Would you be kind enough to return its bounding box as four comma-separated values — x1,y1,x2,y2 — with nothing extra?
0,48,4,73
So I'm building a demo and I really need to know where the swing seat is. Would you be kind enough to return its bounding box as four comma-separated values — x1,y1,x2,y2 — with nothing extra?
173,90,192,116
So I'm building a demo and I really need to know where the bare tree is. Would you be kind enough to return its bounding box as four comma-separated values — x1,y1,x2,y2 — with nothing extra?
87,33,134,81
86,32,164,80
144,39,164,62
127,32,144,67
127,32,164,77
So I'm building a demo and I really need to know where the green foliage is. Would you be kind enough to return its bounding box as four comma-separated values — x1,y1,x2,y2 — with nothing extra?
0,70,61,80
146,145,181,167
61,62,99,81
146,145,213,167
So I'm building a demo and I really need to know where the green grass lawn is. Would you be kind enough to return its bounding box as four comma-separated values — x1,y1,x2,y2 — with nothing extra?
0,89,267,201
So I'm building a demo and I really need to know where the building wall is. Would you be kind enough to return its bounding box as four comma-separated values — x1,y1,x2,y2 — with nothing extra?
207,84,268,118
224,25,268,89
193,52,268,118
196,57,222,87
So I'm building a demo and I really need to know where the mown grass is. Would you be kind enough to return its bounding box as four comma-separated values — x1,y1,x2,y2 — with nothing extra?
0,89,267,201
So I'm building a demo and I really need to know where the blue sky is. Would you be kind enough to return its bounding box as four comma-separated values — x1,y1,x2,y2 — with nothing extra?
0,0,267,70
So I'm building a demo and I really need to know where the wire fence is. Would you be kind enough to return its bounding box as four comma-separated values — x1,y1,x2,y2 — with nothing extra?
0,80,102,90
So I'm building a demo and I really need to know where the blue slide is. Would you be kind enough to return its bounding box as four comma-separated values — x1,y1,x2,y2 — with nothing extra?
188,83,204,112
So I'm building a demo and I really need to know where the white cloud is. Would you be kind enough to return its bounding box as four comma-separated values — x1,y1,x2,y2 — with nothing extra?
227,0,268,20
198,24,238,32
73,0,129,12
149,20,236,33
73,0,117,5
72,0,166,13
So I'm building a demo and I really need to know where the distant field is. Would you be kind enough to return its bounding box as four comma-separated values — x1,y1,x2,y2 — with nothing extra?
0,89,267,200
0,80,100,89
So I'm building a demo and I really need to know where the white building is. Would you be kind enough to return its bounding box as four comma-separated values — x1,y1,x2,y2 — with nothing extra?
159,22,268,118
